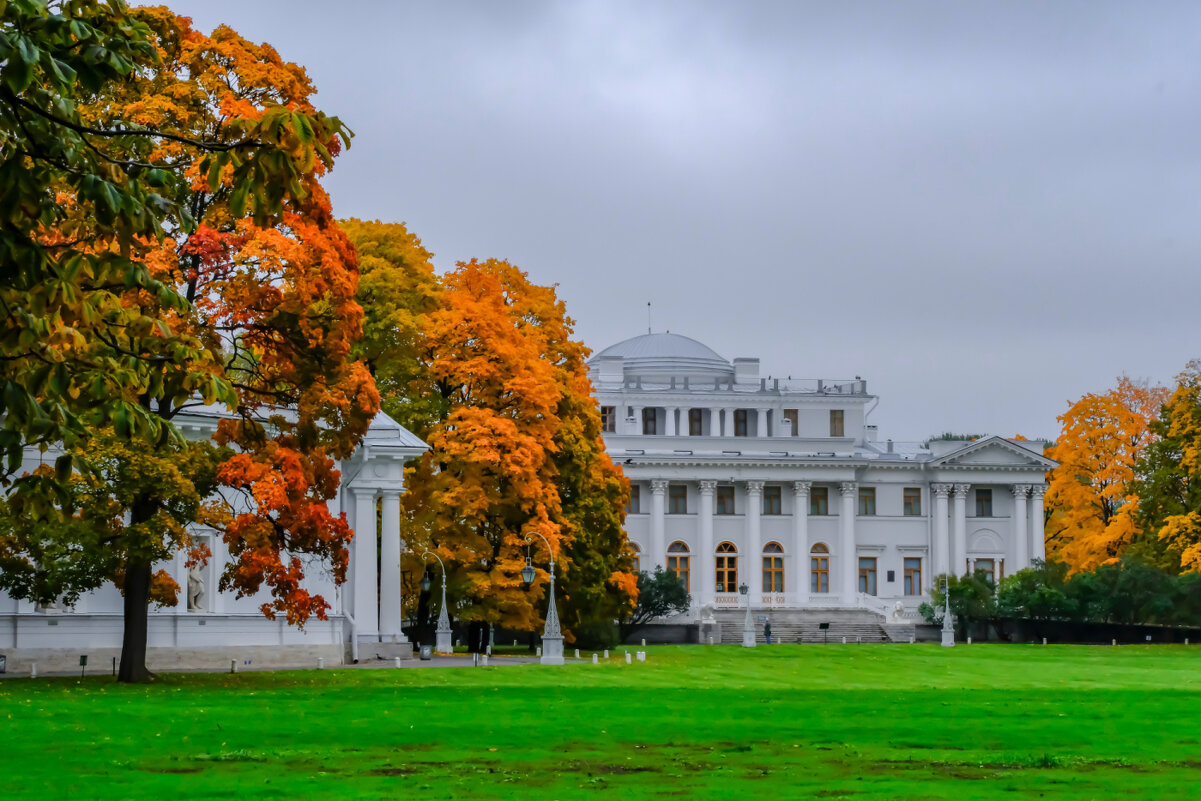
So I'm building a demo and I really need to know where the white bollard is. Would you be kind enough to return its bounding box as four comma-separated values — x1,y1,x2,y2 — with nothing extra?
394,657,402,668
536,646,542,657
603,649,609,659
967,637,972,645
708,636,714,645
637,651,646,662
592,653,598,665
455,638,460,648
317,657,325,669
641,638,646,647
909,635,915,644
842,636,847,645
480,654,489,666
574,648,580,659
1113,639,1117,646
625,652,632,664
513,639,518,647
30,662,36,679
486,645,492,656
1042,638,1047,646
231,660,238,674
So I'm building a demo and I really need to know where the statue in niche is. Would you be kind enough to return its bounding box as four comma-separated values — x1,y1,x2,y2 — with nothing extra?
187,564,206,612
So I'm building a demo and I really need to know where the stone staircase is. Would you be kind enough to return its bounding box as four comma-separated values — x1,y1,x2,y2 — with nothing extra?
708,608,913,645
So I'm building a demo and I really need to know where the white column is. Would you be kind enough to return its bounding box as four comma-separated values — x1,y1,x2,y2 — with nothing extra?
665,407,676,437
698,480,717,608
631,406,643,435
378,491,403,642
839,482,857,604
756,409,768,438
745,480,764,600
931,484,952,578
726,407,736,436
952,483,970,576
709,408,719,436
1030,484,1047,562
1012,484,1031,570
352,488,378,639
680,408,691,436
793,481,811,582
650,479,668,570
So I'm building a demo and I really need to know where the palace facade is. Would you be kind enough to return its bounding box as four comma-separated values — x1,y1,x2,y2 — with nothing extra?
589,332,1055,619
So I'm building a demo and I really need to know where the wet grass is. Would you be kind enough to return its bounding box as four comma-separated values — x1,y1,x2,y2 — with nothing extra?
4,644,1201,799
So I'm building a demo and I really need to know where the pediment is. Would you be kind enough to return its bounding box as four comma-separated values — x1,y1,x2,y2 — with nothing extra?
930,436,1056,470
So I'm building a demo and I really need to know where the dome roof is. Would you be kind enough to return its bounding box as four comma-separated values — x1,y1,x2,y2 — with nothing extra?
590,332,733,381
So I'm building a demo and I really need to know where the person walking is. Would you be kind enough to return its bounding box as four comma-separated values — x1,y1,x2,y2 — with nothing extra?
764,620,772,645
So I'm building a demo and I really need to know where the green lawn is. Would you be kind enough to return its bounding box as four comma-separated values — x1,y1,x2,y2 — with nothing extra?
5,644,1201,799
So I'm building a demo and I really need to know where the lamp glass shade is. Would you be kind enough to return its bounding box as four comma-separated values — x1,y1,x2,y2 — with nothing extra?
521,563,536,586
420,573,431,593
739,582,749,595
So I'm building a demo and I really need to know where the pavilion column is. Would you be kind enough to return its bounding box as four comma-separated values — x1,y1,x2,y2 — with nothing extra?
1030,484,1047,562
698,480,717,609
745,480,764,600
665,407,677,437
839,482,858,604
793,481,811,586
725,407,736,436
952,484,970,575
680,408,691,436
378,491,404,642
931,484,952,578
710,408,720,436
756,409,768,438
650,479,668,570
629,406,643,435
352,488,379,640
1012,484,1031,570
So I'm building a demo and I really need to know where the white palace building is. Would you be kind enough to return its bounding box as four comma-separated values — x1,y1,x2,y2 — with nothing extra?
589,332,1056,624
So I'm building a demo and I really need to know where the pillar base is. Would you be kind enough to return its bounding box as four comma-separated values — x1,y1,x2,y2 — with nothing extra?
540,635,565,666
435,629,453,655
941,629,956,648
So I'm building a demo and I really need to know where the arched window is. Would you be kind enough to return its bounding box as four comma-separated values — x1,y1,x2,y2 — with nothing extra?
667,541,690,591
629,543,641,575
715,541,738,593
763,542,784,592
810,543,829,594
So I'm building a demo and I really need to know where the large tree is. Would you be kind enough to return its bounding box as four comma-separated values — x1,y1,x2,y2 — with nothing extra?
0,7,376,682
1045,376,1169,571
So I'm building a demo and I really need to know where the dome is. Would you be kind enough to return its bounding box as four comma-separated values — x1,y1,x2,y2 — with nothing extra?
590,332,733,381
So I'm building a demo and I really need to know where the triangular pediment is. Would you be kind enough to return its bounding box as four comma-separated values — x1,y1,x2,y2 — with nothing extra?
930,436,1056,469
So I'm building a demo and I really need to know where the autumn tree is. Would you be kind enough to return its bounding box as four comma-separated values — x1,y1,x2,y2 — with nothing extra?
1045,376,1169,572
1135,360,1201,572
0,8,377,682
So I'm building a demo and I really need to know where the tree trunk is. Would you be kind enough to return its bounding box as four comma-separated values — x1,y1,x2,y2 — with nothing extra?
118,555,153,683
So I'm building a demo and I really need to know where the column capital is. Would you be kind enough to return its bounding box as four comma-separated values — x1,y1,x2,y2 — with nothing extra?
839,481,858,497
1011,484,1032,498
698,479,718,495
650,479,669,494
745,479,765,495
350,486,379,499
1030,484,1046,499
793,480,812,496
952,483,971,498
931,483,953,498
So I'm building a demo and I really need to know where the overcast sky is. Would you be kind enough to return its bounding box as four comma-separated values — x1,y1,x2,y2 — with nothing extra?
160,1,1201,441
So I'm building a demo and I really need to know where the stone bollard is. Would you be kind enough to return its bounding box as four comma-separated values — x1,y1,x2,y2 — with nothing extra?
394,657,402,668
486,645,492,656
574,648,580,659
637,651,646,662
708,636,714,645
625,652,632,665
231,660,237,674
842,637,847,645
967,637,972,645
603,649,609,659
513,639,518,647
317,657,325,669
480,654,489,667
641,638,646,647
455,638,460,648
592,653,598,665
30,662,37,679
536,646,542,657
1113,639,1117,646
1042,638,1047,646
909,635,915,644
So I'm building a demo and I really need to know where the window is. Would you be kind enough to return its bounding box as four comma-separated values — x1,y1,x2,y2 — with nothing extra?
903,488,922,516
734,409,748,437
810,486,829,516
782,408,798,437
668,485,687,514
630,543,641,574
810,544,829,593
716,486,735,515
858,557,878,595
715,542,737,593
642,407,657,435
829,409,845,437
973,558,996,584
667,541,690,591
600,406,616,433
975,488,993,517
688,408,703,436
903,557,922,595
858,487,876,516
763,542,784,592
626,485,641,514
763,486,782,515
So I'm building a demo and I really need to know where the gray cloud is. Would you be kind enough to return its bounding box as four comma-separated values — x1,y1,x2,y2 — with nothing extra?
158,0,1201,439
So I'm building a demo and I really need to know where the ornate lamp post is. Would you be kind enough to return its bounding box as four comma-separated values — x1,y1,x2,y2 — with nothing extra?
420,551,454,655
522,531,565,666
739,582,756,648
940,576,956,648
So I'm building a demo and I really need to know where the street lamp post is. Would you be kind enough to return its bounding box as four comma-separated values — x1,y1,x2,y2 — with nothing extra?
522,531,565,666
739,582,756,648
420,551,454,655
940,576,956,648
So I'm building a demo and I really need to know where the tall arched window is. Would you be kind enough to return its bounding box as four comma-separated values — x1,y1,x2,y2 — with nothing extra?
715,541,738,593
667,541,691,591
810,543,829,593
763,542,785,592
629,543,641,575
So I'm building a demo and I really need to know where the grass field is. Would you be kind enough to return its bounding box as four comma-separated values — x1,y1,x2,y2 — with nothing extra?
5,644,1201,799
